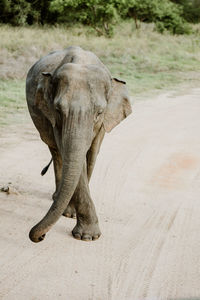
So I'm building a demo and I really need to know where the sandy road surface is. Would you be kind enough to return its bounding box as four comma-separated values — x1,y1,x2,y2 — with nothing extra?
0,89,200,300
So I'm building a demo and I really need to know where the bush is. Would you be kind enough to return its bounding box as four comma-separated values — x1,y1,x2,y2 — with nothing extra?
0,0,31,25
0,0,193,36
0,0,56,26
118,0,191,34
50,0,119,36
155,1,191,34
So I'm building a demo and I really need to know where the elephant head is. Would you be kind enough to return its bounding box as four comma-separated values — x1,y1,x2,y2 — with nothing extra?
29,62,132,242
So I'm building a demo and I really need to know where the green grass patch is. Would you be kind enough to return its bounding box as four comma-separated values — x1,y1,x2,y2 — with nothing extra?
0,80,26,126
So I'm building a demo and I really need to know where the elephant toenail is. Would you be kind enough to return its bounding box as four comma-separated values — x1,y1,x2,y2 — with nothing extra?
82,235,92,241
73,233,81,240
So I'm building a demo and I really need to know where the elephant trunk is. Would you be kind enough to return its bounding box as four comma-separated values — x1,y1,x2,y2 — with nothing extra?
29,108,92,243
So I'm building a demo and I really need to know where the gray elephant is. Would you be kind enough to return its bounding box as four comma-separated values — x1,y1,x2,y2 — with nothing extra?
26,46,132,243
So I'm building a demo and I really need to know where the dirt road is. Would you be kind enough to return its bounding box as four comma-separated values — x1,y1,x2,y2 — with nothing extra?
0,89,200,300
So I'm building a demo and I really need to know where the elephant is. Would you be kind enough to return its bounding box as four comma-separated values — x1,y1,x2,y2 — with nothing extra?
26,46,132,243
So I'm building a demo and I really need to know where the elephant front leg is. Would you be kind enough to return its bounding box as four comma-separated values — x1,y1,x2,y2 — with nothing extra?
71,162,101,241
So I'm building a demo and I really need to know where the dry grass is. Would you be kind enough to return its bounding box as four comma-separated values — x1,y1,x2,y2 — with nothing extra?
0,80,25,126
1,22,200,125
1,23,200,90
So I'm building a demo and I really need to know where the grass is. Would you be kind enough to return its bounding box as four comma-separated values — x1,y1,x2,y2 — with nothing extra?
0,80,26,126
1,21,200,125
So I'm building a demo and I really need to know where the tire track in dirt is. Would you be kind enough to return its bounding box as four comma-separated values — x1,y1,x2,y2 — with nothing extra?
107,207,180,300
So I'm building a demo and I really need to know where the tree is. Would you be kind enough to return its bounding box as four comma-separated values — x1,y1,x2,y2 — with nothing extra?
50,0,119,36
0,0,192,35
0,0,31,25
118,0,191,34
170,0,200,23
26,0,57,25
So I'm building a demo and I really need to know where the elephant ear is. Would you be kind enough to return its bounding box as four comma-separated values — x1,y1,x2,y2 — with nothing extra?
35,72,56,127
103,78,132,133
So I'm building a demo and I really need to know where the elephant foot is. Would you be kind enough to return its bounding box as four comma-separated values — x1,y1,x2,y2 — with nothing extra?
63,203,76,219
72,222,101,241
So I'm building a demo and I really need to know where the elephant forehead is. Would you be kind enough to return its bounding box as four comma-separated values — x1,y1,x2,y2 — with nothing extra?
55,63,110,87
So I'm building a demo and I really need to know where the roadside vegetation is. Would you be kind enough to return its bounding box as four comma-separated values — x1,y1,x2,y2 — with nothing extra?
1,0,200,36
0,80,25,126
1,22,200,126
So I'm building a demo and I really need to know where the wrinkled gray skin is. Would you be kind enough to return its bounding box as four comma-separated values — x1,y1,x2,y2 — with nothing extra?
26,46,132,243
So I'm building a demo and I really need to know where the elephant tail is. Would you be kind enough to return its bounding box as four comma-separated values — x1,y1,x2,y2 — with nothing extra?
41,158,53,176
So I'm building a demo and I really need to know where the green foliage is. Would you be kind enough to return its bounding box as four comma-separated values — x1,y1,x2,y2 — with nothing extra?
183,0,200,23
0,0,56,25
0,0,31,25
0,0,197,35
171,0,200,23
155,1,191,34
50,0,119,36
0,80,26,126
26,0,57,25
118,0,191,34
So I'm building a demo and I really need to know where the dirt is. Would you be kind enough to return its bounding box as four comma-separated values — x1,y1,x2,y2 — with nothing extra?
0,89,200,300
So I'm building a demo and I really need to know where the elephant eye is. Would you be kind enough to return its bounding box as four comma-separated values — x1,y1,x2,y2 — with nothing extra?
55,102,62,112
97,109,103,116
95,109,103,122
